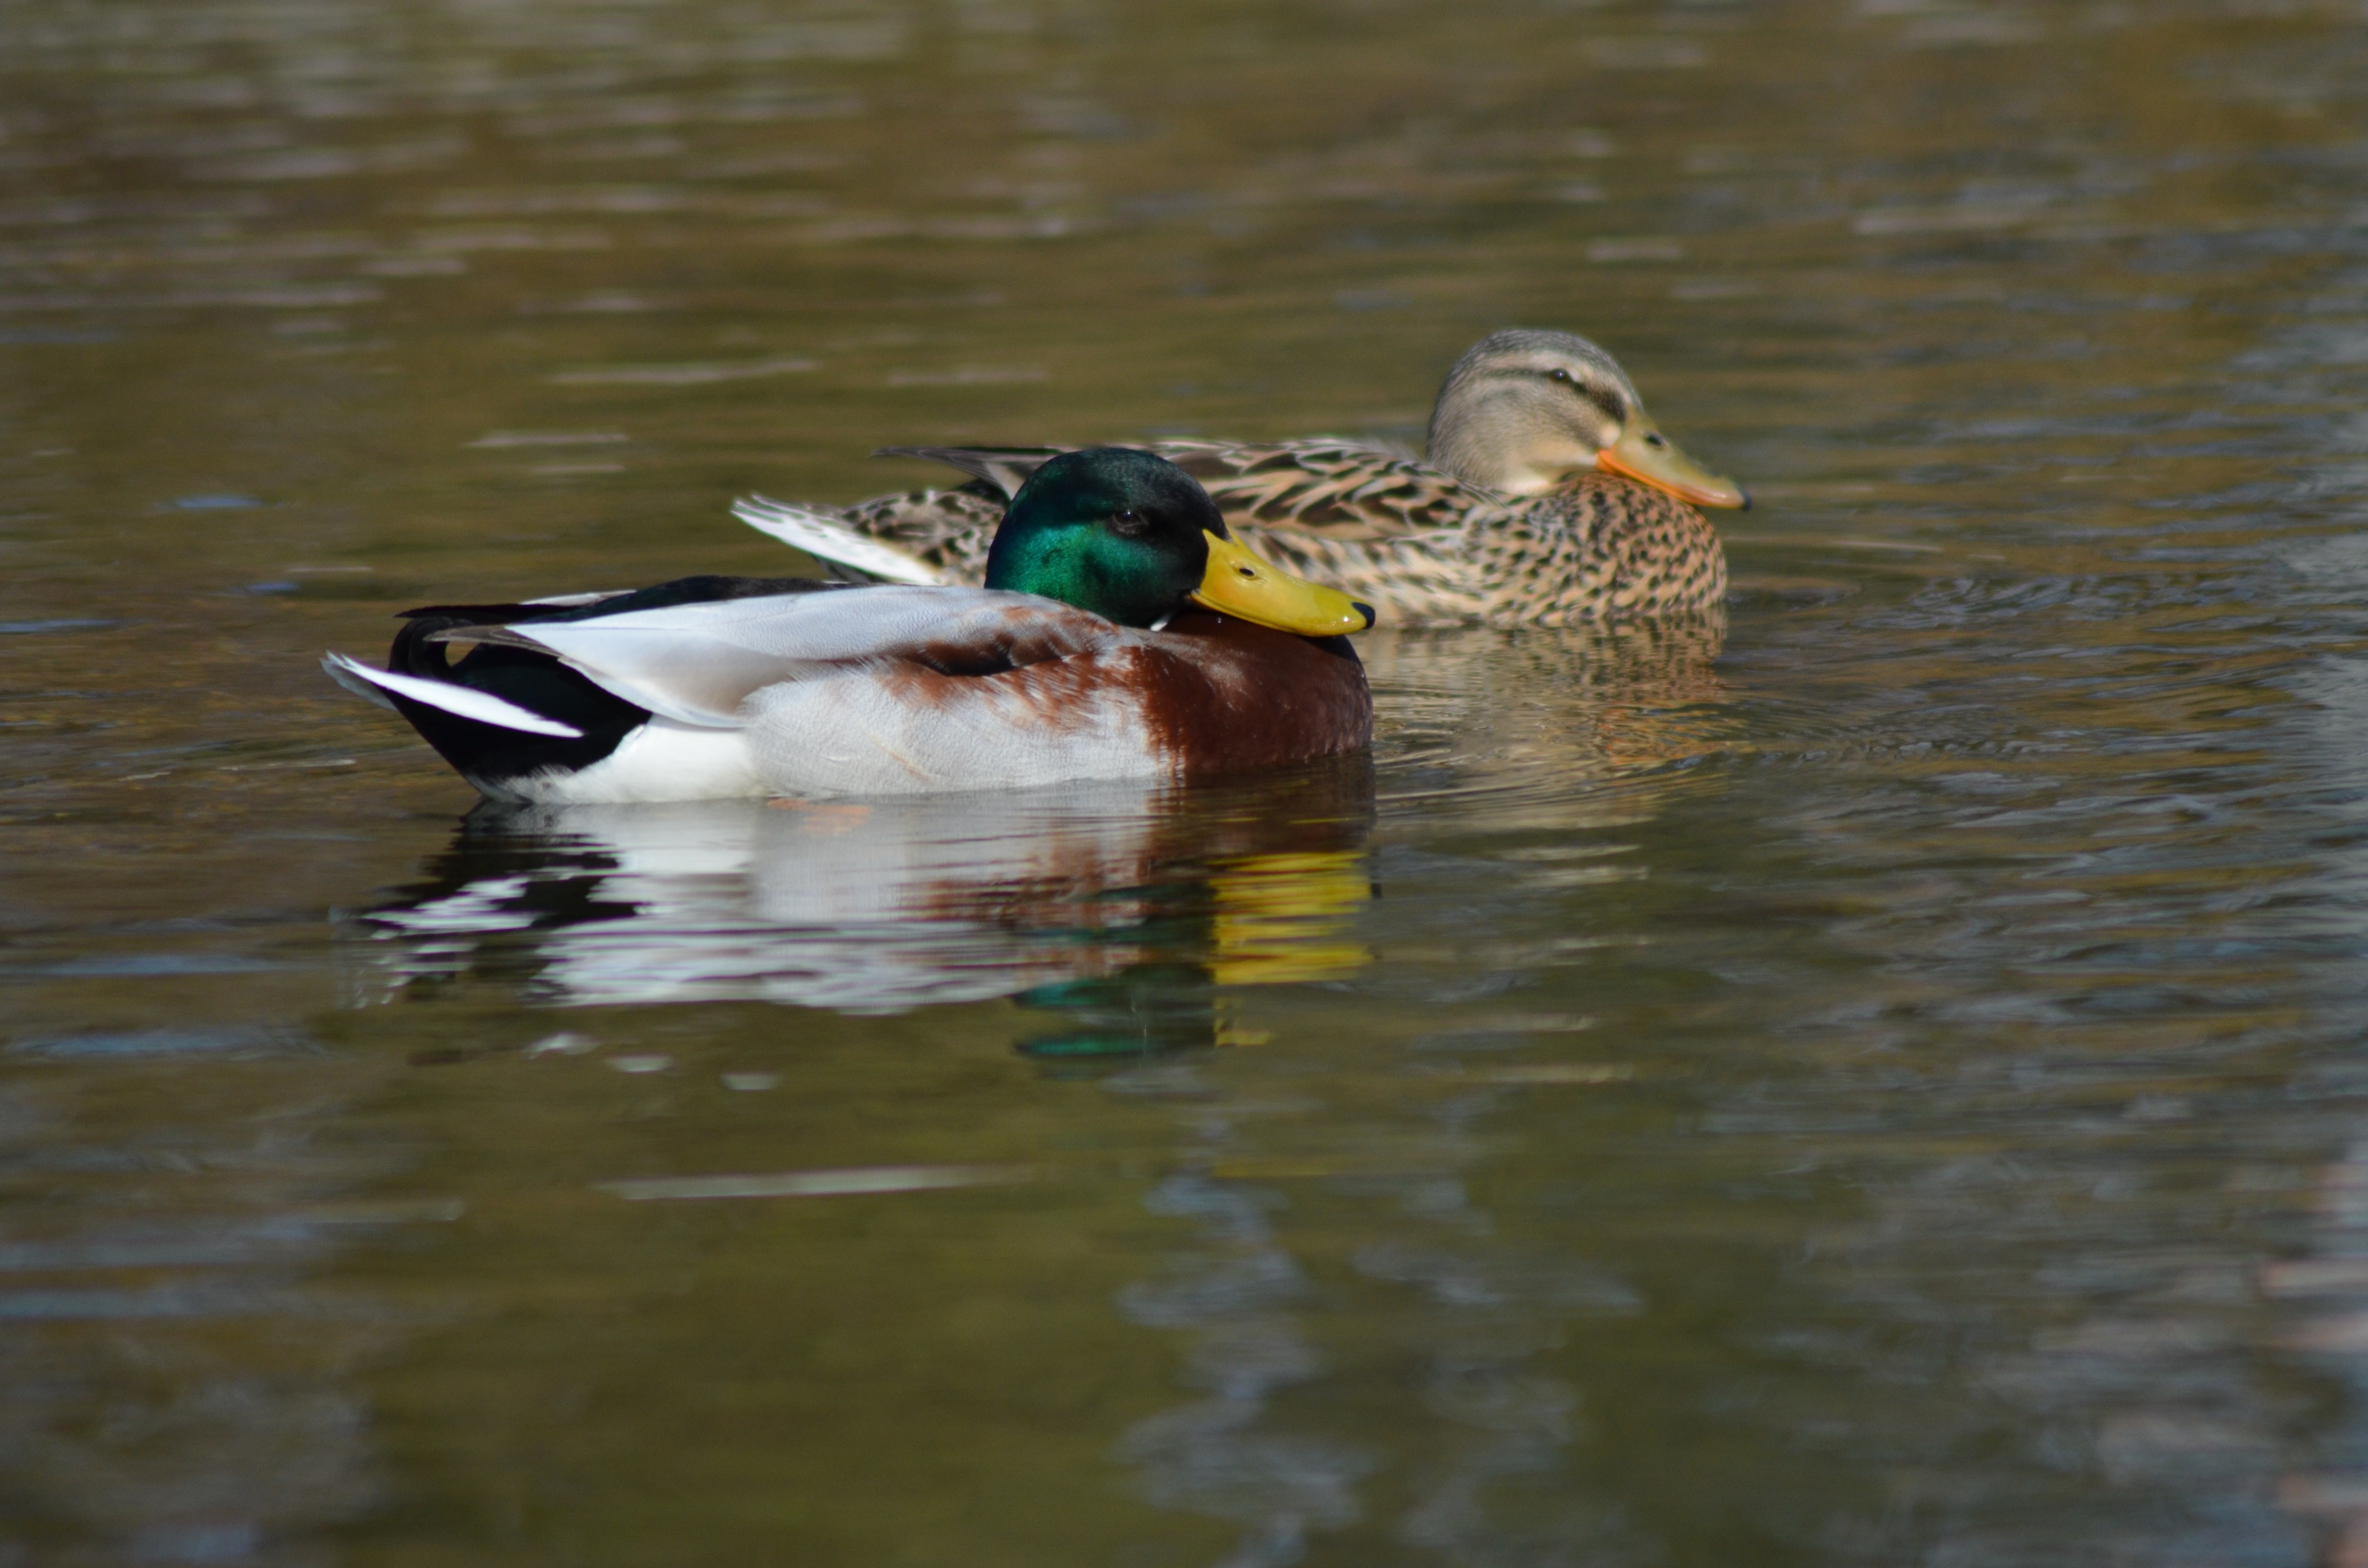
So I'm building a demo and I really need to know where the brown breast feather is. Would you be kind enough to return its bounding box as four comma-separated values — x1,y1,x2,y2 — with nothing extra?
872,607,1371,777
1127,611,1373,777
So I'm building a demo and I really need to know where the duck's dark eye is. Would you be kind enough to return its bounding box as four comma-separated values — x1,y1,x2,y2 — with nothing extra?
1109,508,1150,537
1547,368,1575,385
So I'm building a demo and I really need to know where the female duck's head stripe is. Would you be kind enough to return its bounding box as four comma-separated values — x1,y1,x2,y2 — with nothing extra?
320,653,586,738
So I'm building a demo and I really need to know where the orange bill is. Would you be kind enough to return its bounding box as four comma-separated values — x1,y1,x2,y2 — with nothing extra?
1595,417,1750,510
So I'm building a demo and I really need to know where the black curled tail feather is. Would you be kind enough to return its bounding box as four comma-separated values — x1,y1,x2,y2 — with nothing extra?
370,576,843,795
377,607,648,794
391,608,522,679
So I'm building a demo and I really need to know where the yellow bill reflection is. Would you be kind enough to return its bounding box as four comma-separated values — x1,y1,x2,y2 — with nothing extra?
1206,849,1375,991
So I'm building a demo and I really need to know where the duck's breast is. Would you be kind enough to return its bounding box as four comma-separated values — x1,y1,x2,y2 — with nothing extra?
1130,612,1373,777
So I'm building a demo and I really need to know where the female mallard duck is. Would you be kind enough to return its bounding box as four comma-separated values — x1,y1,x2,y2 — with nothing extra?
322,450,1374,804
734,329,1749,628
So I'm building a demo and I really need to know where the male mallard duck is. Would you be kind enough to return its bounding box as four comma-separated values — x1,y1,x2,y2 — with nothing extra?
322,450,1374,804
734,329,1749,628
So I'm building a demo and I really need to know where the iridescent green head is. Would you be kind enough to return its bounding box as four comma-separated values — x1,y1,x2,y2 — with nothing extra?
984,448,1375,636
984,448,1226,628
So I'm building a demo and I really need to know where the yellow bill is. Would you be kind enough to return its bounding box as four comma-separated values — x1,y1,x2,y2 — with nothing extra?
1192,531,1376,635
1595,416,1751,510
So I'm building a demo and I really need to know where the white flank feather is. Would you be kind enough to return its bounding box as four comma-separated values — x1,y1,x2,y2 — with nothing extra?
321,653,586,738
731,494,953,586
742,666,1157,797
510,720,759,804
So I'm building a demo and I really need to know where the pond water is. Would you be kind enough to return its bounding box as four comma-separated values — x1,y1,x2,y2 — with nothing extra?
7,0,2368,1562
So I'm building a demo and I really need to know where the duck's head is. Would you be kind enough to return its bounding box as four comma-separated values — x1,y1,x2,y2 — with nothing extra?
1426,328,1748,509
987,448,1375,635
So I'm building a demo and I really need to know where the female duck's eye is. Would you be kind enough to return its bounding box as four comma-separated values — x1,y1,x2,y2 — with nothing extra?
1547,368,1575,385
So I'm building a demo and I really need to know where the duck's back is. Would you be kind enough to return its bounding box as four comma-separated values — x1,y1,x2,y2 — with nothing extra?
837,483,1006,579
1151,439,1494,540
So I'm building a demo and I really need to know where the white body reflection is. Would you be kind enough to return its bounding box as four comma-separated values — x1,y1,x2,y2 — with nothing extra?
358,768,1374,1017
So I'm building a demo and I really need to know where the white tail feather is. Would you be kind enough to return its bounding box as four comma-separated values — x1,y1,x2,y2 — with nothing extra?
321,653,586,738
322,653,398,711
731,495,953,587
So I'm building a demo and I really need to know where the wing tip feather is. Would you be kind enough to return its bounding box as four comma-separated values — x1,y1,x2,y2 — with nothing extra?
731,494,954,587
320,651,586,738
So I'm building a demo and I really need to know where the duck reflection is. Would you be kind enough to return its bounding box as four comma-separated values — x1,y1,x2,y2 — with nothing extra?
1361,614,1732,806
355,760,1375,1052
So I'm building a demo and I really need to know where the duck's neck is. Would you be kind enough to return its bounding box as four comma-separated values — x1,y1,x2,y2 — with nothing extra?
1427,391,1594,496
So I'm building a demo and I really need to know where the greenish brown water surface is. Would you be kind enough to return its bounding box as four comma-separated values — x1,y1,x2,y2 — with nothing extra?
8,0,2368,1563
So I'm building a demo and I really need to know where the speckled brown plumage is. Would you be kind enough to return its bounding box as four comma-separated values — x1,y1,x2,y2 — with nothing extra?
746,330,1750,623
814,444,1725,627
1215,464,1727,630
834,483,1008,578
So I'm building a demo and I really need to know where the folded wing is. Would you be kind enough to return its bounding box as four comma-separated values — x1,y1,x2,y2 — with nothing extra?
490,586,1122,729
1154,439,1494,541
